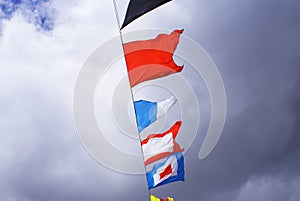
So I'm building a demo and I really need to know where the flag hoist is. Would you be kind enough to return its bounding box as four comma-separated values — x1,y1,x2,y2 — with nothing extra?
112,1,185,200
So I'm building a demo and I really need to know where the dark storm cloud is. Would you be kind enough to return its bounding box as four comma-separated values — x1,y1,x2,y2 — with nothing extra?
235,175,300,201
149,0,300,200
150,0,300,200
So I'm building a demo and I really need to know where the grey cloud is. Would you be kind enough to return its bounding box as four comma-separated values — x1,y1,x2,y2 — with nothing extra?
151,0,300,200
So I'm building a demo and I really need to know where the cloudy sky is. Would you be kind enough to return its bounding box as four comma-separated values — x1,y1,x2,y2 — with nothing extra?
1,0,300,201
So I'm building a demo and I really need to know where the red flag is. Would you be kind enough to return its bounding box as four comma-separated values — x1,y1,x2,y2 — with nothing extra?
123,29,184,87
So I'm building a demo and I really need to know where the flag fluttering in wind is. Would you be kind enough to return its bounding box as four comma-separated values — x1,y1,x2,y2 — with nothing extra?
150,195,174,201
123,29,184,87
142,121,184,165
134,95,177,132
121,0,172,29
150,195,164,201
146,152,185,189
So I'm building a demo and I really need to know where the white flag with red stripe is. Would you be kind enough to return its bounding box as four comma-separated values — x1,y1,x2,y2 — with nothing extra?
141,121,184,165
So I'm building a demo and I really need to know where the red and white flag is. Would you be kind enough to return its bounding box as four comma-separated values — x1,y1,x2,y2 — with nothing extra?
141,121,184,166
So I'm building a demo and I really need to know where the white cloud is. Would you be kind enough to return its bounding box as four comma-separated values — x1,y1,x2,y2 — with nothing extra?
0,0,147,200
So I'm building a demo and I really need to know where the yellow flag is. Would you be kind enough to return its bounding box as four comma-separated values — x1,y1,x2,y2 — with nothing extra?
150,195,163,201
150,195,174,201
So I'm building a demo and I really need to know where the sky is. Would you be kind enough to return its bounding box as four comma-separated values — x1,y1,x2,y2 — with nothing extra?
0,0,300,201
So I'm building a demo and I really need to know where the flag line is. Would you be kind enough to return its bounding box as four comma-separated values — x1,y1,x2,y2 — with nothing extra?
112,1,152,200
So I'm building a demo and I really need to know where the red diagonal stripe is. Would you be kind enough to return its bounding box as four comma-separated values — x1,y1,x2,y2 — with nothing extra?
159,164,172,179
141,121,182,145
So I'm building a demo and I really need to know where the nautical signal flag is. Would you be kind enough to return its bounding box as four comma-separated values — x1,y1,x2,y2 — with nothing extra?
134,95,177,132
150,195,174,201
142,121,184,165
150,195,164,201
146,152,185,189
123,29,184,87
121,0,172,29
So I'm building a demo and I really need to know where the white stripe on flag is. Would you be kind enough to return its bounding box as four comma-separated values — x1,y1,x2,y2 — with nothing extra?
156,95,177,119
143,132,174,161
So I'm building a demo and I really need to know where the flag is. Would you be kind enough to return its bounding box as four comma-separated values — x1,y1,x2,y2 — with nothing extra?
150,195,174,201
121,0,172,29
150,195,164,201
134,95,177,132
146,152,185,189
123,29,184,87
142,121,184,165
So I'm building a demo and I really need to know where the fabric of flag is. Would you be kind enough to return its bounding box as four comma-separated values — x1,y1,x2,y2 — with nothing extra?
121,0,172,29
142,121,184,165
150,195,164,201
150,195,175,201
134,95,177,132
123,29,184,87
146,152,184,189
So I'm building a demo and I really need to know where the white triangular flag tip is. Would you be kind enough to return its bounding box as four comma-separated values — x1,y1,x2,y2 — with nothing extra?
157,95,177,119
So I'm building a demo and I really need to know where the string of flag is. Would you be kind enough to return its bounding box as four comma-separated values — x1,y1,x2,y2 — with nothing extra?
113,1,185,200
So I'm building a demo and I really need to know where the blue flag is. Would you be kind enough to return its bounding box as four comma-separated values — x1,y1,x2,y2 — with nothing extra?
134,95,177,132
